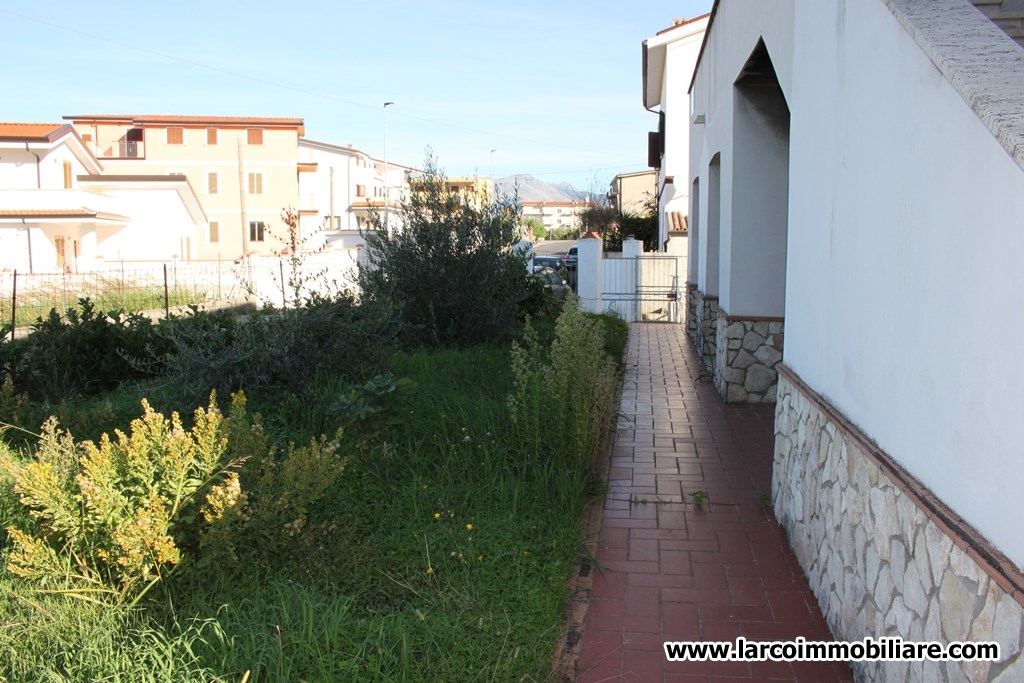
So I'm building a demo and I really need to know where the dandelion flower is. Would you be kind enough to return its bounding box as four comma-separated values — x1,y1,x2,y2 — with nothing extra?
477,555,484,562
466,523,473,531
434,513,441,519
426,567,434,575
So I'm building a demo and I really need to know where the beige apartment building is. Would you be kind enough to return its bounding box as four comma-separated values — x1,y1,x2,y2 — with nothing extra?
409,176,493,208
65,114,305,260
609,170,656,215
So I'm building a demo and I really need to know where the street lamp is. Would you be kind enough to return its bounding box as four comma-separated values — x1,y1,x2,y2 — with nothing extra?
383,102,394,230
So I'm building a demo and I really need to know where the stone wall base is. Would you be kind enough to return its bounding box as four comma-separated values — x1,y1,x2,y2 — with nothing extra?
692,290,719,371
774,367,1024,682
685,282,698,339
714,315,783,404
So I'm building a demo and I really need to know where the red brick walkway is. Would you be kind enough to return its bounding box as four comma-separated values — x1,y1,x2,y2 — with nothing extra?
574,324,852,682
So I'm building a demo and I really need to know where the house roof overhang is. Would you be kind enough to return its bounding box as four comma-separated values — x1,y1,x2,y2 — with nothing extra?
0,123,104,175
64,114,306,136
642,13,711,110
0,189,130,225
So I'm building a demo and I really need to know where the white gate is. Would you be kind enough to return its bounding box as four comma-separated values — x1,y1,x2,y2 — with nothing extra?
601,255,681,322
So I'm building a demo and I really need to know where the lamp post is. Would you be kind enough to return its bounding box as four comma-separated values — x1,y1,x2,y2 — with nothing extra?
383,101,394,230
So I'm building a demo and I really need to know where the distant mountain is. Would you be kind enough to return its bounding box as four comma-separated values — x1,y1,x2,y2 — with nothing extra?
495,175,586,203
552,182,592,202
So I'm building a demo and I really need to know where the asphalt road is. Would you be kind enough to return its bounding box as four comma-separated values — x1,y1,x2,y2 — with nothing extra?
535,239,576,257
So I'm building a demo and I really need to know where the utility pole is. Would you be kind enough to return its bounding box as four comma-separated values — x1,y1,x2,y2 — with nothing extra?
237,139,249,257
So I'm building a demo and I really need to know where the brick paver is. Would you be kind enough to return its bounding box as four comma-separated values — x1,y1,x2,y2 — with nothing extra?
574,324,852,682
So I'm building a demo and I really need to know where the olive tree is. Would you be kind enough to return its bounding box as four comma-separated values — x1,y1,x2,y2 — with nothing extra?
358,155,532,347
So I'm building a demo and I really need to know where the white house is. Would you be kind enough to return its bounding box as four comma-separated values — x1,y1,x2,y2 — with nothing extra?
0,123,206,272
642,15,709,253
687,1,1024,680
298,138,415,250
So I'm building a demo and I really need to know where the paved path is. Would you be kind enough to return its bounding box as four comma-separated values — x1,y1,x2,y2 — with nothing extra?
574,323,853,682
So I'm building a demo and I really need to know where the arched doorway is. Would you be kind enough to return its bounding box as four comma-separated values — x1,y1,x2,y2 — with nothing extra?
715,38,790,403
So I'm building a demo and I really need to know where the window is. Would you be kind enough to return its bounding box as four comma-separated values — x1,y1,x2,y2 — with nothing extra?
207,172,219,195
248,172,263,194
167,127,184,145
63,161,72,189
356,185,366,197
207,128,218,145
247,128,263,145
209,221,220,243
249,221,265,242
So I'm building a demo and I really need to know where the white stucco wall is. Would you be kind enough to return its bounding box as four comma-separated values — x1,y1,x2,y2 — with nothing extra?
689,0,796,309
93,188,197,262
0,144,91,190
782,0,1024,569
651,18,709,252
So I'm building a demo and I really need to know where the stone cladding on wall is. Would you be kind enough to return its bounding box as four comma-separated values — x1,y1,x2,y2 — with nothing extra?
691,290,719,371
685,282,699,340
773,367,1024,682
713,316,784,404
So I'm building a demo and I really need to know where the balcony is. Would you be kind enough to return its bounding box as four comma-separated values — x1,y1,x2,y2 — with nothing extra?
94,140,146,159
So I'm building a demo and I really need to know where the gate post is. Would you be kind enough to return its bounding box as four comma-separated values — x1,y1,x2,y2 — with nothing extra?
577,234,603,314
622,236,642,322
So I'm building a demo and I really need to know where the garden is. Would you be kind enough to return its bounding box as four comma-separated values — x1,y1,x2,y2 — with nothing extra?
0,162,627,682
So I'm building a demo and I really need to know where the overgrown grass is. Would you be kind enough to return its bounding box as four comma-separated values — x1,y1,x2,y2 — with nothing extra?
0,300,628,682
2,280,208,328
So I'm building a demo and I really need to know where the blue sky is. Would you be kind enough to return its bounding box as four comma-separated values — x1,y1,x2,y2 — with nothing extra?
1,0,713,189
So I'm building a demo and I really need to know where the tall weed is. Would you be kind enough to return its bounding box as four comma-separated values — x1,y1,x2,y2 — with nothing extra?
510,296,622,480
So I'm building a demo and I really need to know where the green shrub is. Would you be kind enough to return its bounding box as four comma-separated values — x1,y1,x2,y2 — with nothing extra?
3,298,171,401
153,294,396,408
359,155,531,348
2,394,244,605
2,390,354,601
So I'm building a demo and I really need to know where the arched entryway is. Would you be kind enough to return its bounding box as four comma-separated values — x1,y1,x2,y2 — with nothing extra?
714,38,790,403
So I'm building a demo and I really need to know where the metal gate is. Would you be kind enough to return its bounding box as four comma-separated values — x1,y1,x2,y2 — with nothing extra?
601,255,681,323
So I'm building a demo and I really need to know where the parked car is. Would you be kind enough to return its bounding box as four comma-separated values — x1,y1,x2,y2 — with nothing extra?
531,267,570,299
532,255,564,272
564,245,578,270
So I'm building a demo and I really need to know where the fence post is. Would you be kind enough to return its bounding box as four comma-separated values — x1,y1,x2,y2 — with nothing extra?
9,270,16,340
163,264,170,318
622,236,642,322
279,259,286,309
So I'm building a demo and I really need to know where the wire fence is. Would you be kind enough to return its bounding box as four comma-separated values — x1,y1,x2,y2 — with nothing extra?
1,250,363,339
